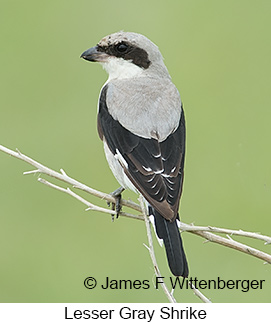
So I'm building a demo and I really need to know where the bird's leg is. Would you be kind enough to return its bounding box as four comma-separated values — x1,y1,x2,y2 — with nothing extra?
108,186,124,220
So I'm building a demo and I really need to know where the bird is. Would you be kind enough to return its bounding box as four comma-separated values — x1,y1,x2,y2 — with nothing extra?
81,31,188,277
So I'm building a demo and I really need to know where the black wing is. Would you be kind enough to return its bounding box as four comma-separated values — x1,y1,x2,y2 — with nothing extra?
98,85,185,221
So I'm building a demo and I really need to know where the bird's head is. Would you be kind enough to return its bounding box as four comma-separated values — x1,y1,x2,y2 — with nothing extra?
80,31,169,80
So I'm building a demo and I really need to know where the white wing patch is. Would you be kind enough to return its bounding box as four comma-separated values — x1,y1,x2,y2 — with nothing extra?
154,169,164,175
114,149,128,169
152,153,161,158
142,165,152,172
176,219,181,229
170,166,176,173
149,214,164,247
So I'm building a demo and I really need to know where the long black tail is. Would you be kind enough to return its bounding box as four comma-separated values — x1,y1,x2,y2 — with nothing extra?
150,207,189,277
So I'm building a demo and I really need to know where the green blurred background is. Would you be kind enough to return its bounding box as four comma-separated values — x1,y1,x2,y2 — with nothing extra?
0,0,270,303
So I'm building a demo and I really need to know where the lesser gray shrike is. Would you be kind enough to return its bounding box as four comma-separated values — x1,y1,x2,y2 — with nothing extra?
81,31,188,277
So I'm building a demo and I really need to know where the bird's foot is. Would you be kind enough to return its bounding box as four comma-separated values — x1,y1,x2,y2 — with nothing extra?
107,186,124,221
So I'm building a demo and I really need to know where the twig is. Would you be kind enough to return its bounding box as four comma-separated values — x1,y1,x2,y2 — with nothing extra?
189,230,271,264
38,178,115,216
1,144,270,262
180,223,271,245
38,178,142,220
139,194,211,303
1,144,271,301
189,283,212,303
139,195,176,303
0,144,141,212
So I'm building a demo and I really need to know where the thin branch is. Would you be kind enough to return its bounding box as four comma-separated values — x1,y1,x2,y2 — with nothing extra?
1,144,271,262
38,177,142,220
139,195,176,303
189,283,212,303
1,144,271,299
139,195,211,303
189,229,271,264
180,223,271,245
0,144,141,212
38,178,115,216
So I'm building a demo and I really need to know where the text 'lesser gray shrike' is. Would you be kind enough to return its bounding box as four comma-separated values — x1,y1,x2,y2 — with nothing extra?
81,31,188,277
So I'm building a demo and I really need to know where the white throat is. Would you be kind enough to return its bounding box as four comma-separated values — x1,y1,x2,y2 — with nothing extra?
101,57,143,81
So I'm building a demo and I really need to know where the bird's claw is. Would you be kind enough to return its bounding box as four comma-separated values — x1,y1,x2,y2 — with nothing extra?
108,187,124,220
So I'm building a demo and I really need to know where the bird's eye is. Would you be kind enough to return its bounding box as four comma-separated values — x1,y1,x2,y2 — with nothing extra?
115,43,129,53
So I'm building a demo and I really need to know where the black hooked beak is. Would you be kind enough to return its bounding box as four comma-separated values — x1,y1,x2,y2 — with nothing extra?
80,46,107,62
